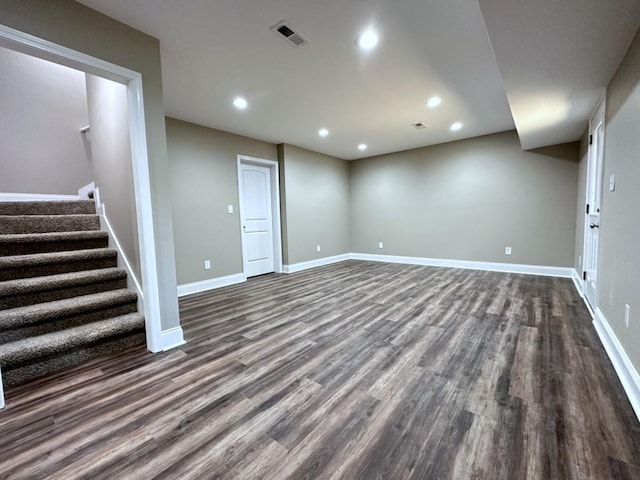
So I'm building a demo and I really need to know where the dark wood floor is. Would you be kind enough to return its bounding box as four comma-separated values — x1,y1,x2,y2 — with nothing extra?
1,260,639,479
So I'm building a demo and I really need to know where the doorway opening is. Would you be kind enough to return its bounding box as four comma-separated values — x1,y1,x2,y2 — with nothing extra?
582,94,606,311
237,155,283,277
0,24,163,353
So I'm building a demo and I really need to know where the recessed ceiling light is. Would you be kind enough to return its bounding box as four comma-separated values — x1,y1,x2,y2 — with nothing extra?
426,96,442,108
358,143,367,151
318,128,329,137
233,97,248,110
450,122,463,131
356,30,379,50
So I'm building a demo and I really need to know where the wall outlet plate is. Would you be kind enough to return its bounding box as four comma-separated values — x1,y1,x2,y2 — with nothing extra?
227,205,234,214
204,260,211,270
378,242,384,249
316,245,321,252
505,246,512,255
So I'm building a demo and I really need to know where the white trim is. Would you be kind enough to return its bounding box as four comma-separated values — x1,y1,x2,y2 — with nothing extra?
237,155,283,275
161,327,186,351
0,25,142,83
78,182,95,200
283,254,352,273
592,308,640,422
0,192,79,202
572,269,584,297
0,367,4,409
177,273,247,297
0,24,164,354
95,190,144,302
350,253,574,277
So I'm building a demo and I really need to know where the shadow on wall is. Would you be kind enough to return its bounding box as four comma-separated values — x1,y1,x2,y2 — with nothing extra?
527,142,580,163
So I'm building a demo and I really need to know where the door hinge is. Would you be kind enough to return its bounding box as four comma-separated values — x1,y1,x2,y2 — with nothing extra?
583,271,587,281
586,204,590,214
589,134,593,145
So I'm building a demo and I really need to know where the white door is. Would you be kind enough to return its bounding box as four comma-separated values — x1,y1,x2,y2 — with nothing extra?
583,98,605,309
239,163,275,277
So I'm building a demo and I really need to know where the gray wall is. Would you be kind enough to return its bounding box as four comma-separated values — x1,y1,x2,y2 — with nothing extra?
85,75,140,283
166,117,277,284
278,144,351,265
350,131,579,267
1,0,180,331
597,28,640,370
0,46,92,194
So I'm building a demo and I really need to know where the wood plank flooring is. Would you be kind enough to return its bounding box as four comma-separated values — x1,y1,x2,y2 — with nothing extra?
1,260,639,479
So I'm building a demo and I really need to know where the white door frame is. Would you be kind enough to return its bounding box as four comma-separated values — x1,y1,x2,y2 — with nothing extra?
0,25,164,358
237,155,283,275
582,91,606,310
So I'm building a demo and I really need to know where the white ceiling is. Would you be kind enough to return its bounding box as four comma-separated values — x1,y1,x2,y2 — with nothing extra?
479,0,640,150
77,0,640,159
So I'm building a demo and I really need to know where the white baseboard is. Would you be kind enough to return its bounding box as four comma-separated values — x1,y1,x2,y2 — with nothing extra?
162,326,186,351
283,253,352,274
0,367,4,409
572,269,584,297
177,273,247,297
351,253,574,278
97,206,144,303
0,192,79,202
592,308,640,422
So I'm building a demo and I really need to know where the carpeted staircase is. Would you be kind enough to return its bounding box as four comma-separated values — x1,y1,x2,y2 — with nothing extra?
0,199,145,387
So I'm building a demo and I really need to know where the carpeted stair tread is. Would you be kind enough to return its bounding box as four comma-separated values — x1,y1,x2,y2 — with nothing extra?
0,268,127,309
0,200,95,216
0,267,125,298
0,289,138,331
0,248,117,281
0,214,100,234
0,230,109,256
0,198,145,393
0,313,144,366
0,230,108,244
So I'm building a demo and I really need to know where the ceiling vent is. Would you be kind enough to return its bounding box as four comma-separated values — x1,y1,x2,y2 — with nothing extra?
271,20,309,48
412,122,428,130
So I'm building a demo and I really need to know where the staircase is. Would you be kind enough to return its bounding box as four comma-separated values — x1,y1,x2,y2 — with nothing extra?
0,200,145,387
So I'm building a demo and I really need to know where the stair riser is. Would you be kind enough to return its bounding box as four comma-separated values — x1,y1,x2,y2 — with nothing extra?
0,278,128,309
0,238,109,256
0,201,96,216
0,257,118,281
0,215,100,234
1,332,146,387
0,302,139,343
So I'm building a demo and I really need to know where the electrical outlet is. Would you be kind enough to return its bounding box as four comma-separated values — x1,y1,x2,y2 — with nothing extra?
378,241,384,249
204,260,211,270
227,205,234,214
625,304,630,328
505,246,512,255
316,245,321,252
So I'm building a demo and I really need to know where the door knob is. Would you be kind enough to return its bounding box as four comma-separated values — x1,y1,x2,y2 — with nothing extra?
589,223,599,229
